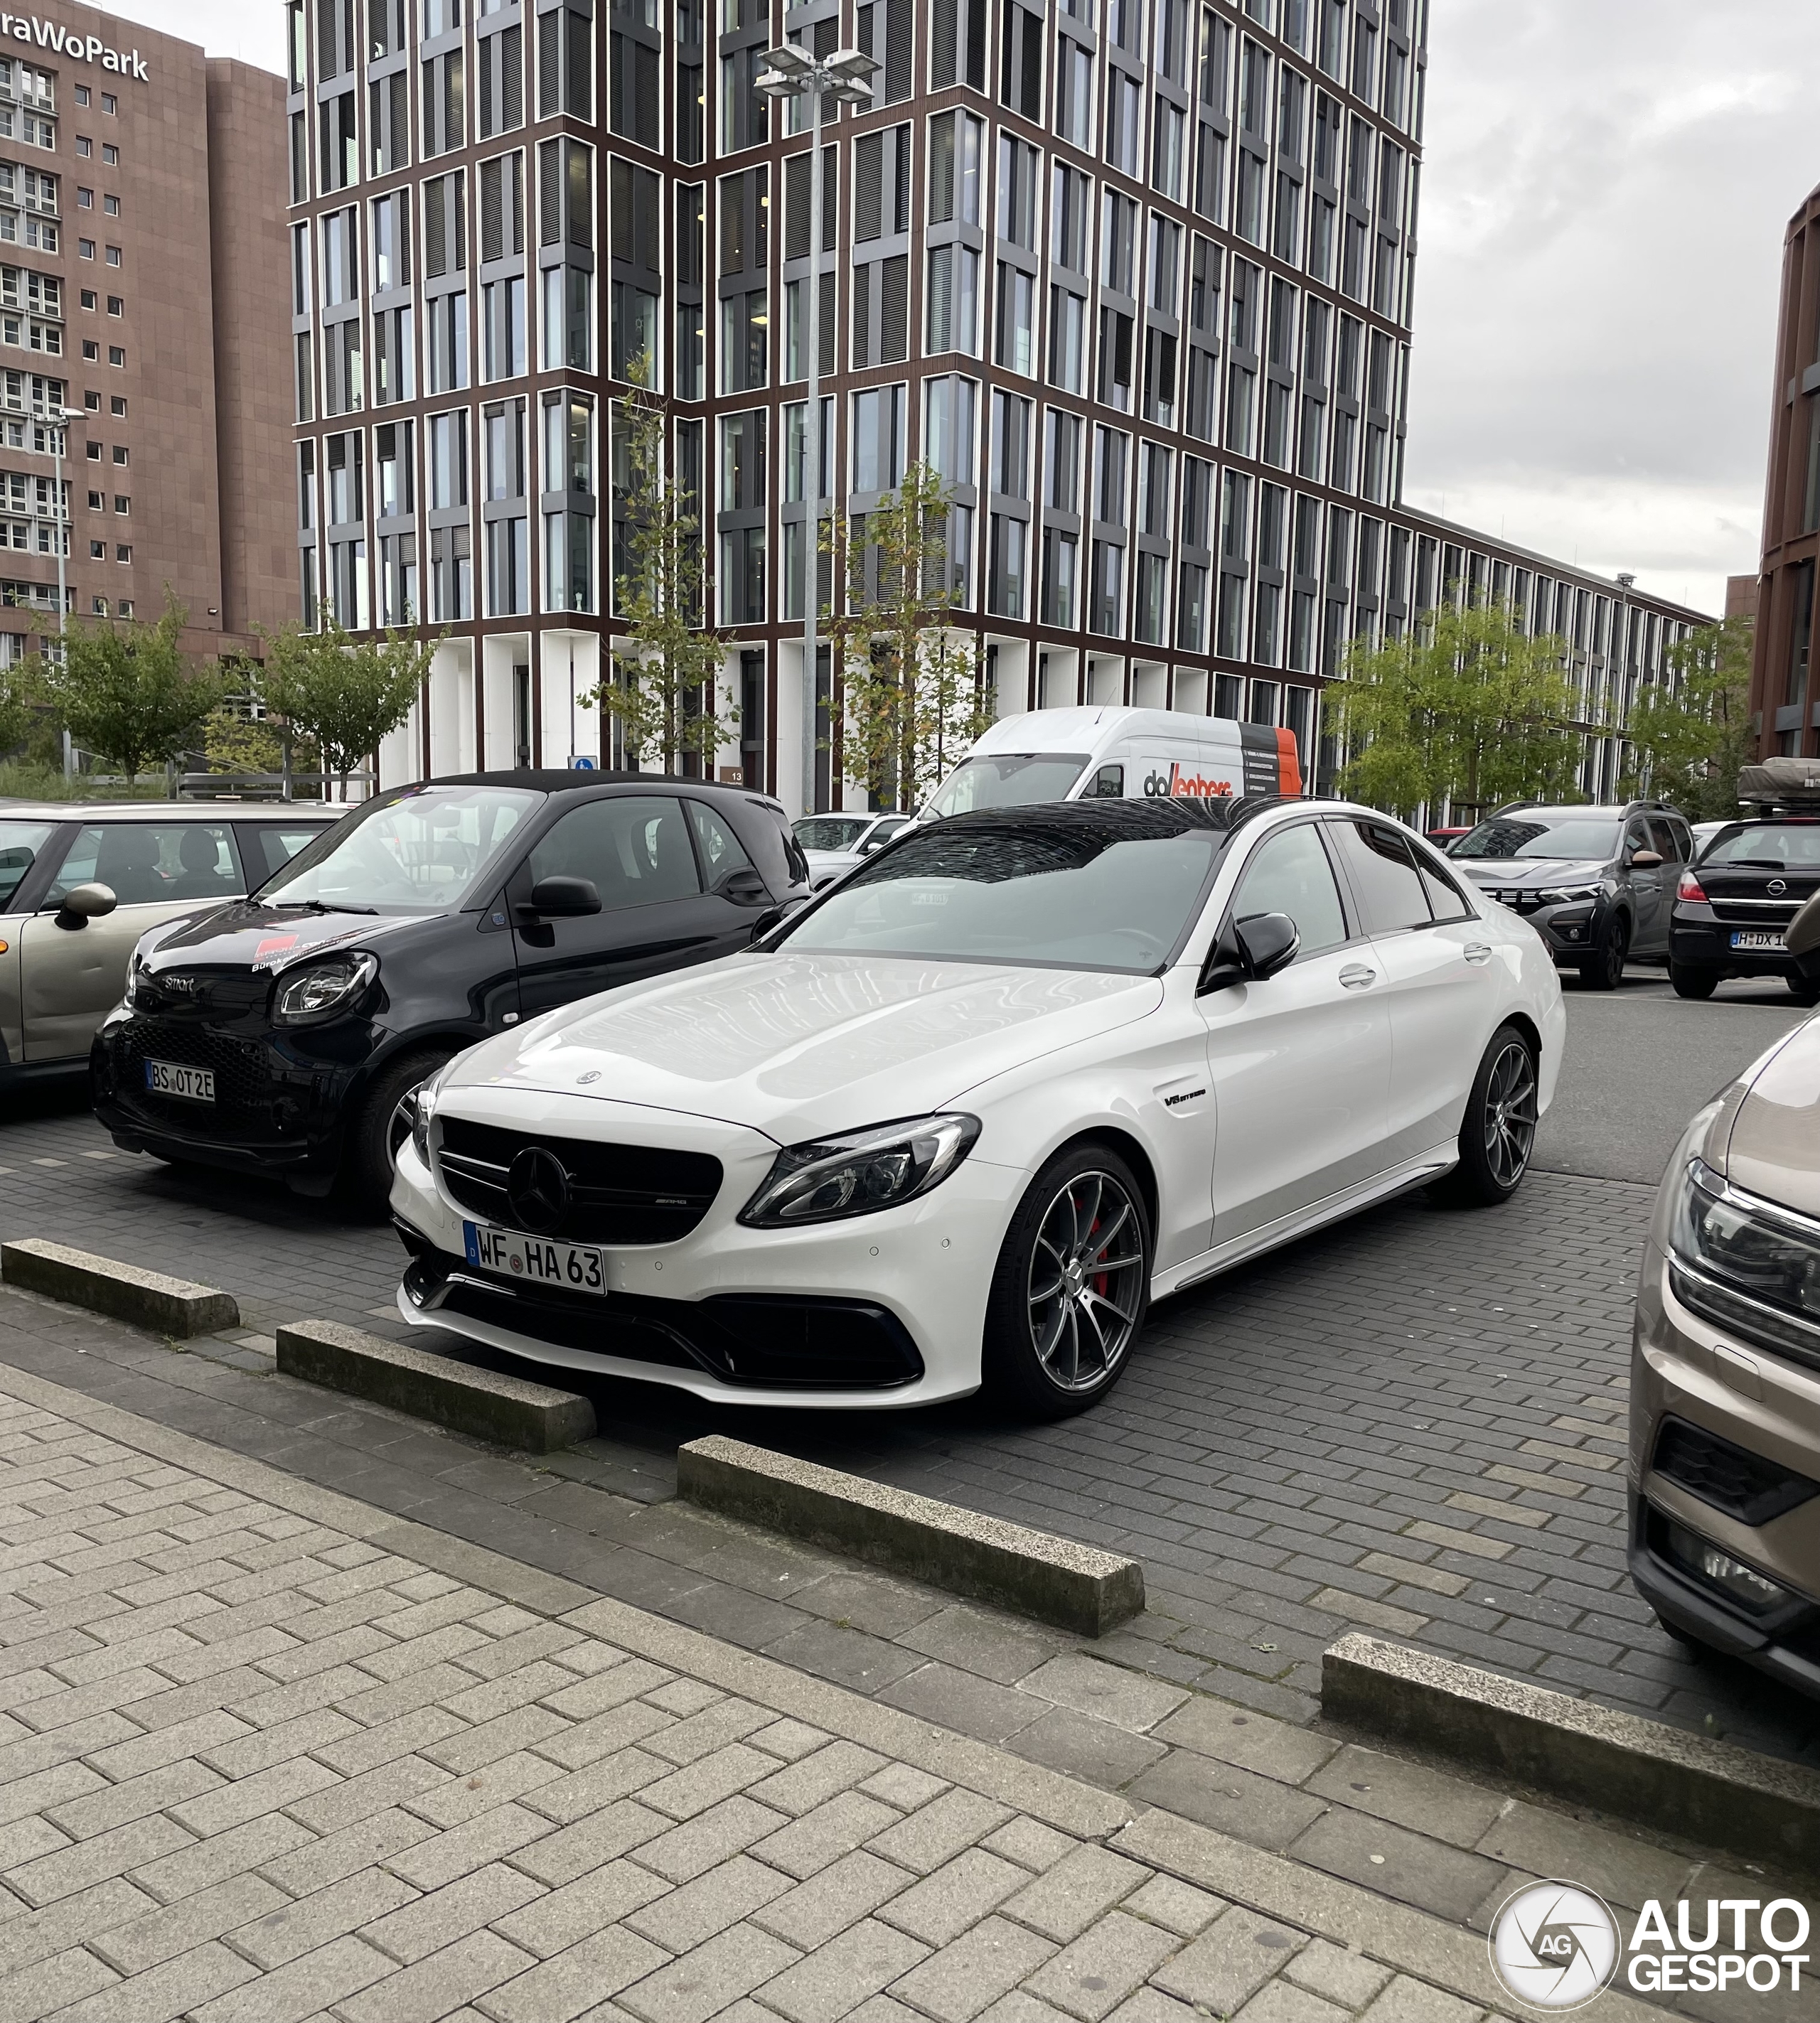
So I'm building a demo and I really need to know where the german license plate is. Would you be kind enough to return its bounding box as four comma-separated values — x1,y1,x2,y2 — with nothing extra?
1730,930,1786,951
463,1221,606,1295
144,1058,214,1102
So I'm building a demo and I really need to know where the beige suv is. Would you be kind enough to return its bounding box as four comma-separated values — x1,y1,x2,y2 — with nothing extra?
1630,1016,1820,1697
0,802,341,1087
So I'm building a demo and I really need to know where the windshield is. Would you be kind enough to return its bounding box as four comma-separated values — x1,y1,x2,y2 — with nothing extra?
258,785,542,913
1455,815,1621,862
1701,823,1820,869
0,820,55,909
923,752,1091,819
776,822,1222,972
796,817,872,852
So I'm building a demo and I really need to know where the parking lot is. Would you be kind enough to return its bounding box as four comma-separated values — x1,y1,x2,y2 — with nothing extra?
4,965,1816,1768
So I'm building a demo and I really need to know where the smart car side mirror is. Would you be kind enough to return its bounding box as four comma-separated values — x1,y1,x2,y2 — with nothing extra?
751,894,809,941
53,881,118,930
1628,849,1664,869
526,876,601,916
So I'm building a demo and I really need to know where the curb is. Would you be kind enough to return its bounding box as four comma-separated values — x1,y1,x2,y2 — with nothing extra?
1323,1632,1820,1875
275,1317,597,1454
1,1238,239,1337
677,1432,1145,1636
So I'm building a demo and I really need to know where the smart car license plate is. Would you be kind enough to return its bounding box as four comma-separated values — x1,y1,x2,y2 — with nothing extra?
144,1059,215,1102
463,1221,606,1295
1730,930,1786,951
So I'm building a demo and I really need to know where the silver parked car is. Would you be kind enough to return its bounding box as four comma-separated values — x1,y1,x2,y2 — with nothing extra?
1630,1004,1820,1697
793,811,913,889
0,801,343,1088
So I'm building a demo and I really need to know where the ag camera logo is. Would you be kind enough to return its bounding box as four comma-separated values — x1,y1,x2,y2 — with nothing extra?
1489,1882,1620,2010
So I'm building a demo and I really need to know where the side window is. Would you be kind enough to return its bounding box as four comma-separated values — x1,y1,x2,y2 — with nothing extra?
687,800,754,884
46,823,242,907
528,795,702,907
1327,819,1433,935
1089,764,1125,798
1233,822,1349,957
242,825,330,885
1647,817,1681,863
1624,820,1652,861
1408,839,1474,924
0,821,56,908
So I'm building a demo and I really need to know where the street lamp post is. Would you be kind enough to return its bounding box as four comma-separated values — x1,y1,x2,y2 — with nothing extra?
754,43,878,817
50,403,82,780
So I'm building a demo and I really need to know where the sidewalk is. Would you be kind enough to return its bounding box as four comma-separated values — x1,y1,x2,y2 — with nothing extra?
1,1353,1736,2023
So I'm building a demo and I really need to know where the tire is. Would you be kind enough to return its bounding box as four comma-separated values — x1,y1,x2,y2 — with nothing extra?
338,1048,450,1216
1425,1023,1539,1209
982,1142,1152,1417
1577,912,1629,991
1670,962,1719,1001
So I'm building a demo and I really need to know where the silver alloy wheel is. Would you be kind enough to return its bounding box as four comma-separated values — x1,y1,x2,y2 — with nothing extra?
1026,1169,1146,1393
1484,1041,1538,1188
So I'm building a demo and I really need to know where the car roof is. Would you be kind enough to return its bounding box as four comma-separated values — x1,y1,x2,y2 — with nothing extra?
423,768,778,806
0,801,341,820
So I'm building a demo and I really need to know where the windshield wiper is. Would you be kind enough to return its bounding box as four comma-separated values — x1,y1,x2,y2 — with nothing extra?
269,898,380,916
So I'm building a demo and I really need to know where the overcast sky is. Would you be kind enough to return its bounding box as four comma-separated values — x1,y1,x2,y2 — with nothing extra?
146,0,1818,619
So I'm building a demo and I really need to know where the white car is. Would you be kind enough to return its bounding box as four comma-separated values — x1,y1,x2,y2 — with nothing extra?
794,812,914,889
392,798,1565,1417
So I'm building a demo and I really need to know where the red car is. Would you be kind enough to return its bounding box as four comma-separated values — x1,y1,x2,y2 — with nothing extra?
1426,827,1472,853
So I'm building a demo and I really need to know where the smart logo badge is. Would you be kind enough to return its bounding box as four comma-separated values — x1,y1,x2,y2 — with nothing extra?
1489,1882,1620,2010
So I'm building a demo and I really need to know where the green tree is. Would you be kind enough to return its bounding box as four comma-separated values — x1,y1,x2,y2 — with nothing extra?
1327,599,1587,822
584,352,737,773
825,461,990,812
260,616,437,797
38,594,229,789
1621,613,1753,820
0,658,32,758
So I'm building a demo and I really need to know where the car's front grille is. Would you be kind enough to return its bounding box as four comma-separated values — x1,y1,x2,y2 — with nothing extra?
435,1116,723,1244
1651,1415,1820,1527
133,967,270,1021
1710,900,1799,925
112,1019,285,1130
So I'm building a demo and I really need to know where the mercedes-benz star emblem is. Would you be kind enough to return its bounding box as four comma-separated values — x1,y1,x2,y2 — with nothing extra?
506,1146,571,1233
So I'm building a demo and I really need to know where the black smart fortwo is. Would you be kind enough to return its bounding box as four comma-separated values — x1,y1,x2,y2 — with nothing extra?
91,771,810,1209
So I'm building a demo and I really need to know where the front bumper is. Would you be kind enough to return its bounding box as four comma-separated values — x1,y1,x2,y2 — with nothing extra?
387,1114,1023,1408
90,1006,370,1181
1669,908,1800,977
1468,886,1607,961
1629,1238,1820,1697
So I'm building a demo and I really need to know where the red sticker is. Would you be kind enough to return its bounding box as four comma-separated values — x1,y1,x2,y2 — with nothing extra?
255,934,299,962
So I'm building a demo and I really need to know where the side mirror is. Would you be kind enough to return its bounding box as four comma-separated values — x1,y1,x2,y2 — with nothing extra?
1197,911,1300,993
751,894,810,941
1235,911,1301,980
719,866,770,904
53,881,118,930
526,875,601,917
1629,849,1664,869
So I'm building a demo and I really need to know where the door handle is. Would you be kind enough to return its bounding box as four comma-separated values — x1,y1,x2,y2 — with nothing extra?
1464,943,1492,965
1338,963,1376,989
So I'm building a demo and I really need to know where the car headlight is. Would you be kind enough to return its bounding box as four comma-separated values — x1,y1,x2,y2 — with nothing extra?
1536,884,1603,906
410,1065,451,1165
124,951,148,1008
272,952,380,1025
1668,1157,1820,1373
739,1113,982,1227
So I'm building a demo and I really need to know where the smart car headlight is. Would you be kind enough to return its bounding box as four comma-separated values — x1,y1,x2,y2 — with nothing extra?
739,1113,982,1226
1668,1157,1820,1373
272,952,379,1025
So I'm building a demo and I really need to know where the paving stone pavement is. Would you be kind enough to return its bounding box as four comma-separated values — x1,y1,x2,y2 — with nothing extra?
0,1360,1803,2023
0,1094,1813,1767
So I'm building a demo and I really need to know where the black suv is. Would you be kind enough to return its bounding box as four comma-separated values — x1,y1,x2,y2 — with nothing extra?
1669,815,1820,1002
1450,801,1694,990
92,771,809,1208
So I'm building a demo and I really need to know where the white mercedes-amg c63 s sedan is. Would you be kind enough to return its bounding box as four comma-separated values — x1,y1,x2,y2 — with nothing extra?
390,796,1565,1417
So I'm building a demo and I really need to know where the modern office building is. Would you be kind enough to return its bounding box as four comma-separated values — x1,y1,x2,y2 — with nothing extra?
1745,179,1820,760
0,4,293,666
285,0,1707,804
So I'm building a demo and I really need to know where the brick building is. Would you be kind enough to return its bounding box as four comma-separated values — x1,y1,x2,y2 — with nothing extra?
284,0,1708,806
0,4,293,667
1746,179,1820,759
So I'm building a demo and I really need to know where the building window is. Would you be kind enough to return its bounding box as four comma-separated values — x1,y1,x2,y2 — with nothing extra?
102,145,119,167
77,188,92,208
78,240,95,260
110,396,125,417
107,296,123,318
74,84,89,106
114,495,128,515
112,446,127,466
88,538,103,558
106,248,122,267
85,439,101,461
103,195,120,218
87,488,101,510
81,340,97,361
116,544,129,563
80,289,96,311
102,93,117,115
107,347,124,368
